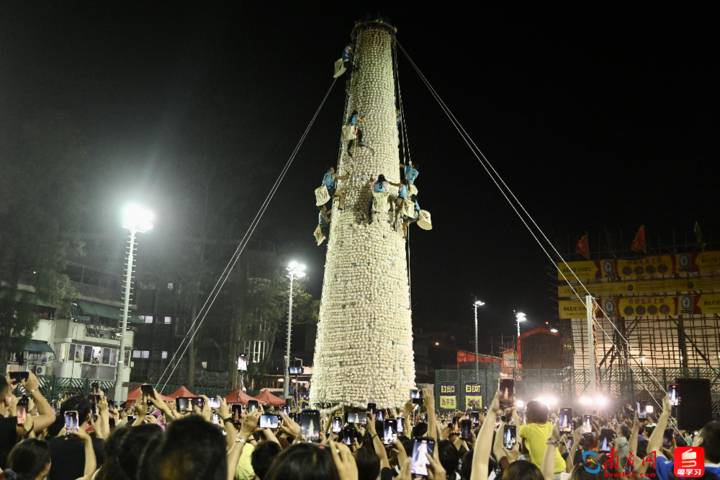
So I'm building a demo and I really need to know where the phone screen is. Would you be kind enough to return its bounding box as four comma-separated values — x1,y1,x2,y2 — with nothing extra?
301,410,320,443
663,428,673,448
232,404,242,421
91,403,98,421
343,426,354,446
212,412,222,426
176,397,191,413
208,397,221,409
92,382,99,394
461,419,472,440
411,438,436,476
248,400,259,413
191,398,205,410
260,415,279,429
583,415,592,434
281,406,289,415
452,417,460,433
9,372,29,383
16,405,27,426
141,384,154,398
503,425,517,449
346,412,367,424
599,428,615,453
237,354,248,372
411,389,423,403
332,416,343,434
367,403,377,413
375,409,385,421
397,417,404,433
559,408,573,434
51,400,59,415
637,401,648,420
65,411,79,436
668,384,679,407
471,411,480,427
499,379,515,409
384,419,398,444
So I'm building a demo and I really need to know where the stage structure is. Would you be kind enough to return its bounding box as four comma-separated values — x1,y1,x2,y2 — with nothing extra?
311,19,415,410
554,231,720,370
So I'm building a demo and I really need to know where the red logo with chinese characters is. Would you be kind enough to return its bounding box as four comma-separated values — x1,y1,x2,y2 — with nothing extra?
674,447,704,477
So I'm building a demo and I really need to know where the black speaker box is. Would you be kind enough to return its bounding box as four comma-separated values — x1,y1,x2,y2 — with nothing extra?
675,378,712,432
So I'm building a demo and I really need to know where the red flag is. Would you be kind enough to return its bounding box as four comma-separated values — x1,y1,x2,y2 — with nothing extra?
576,234,590,260
631,225,646,253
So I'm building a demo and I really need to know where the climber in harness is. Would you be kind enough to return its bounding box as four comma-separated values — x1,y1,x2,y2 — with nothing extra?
321,166,349,209
400,161,419,196
401,194,421,238
315,204,332,246
396,109,402,129
346,110,370,157
392,179,410,231
342,42,355,77
368,174,401,223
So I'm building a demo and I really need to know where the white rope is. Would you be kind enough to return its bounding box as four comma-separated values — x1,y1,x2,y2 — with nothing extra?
157,78,338,390
397,42,678,428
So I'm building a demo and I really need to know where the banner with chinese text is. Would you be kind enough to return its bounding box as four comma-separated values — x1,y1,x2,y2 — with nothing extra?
464,382,482,410
439,383,457,410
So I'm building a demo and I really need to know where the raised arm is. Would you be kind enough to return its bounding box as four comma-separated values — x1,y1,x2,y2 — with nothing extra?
335,173,350,181
647,394,672,460
387,180,402,188
71,428,98,480
470,388,501,480
366,412,391,469
22,373,55,433
542,423,560,480
228,411,259,480
423,388,438,440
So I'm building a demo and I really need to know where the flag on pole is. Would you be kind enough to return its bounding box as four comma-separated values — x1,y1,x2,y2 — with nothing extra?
631,225,646,253
576,234,590,260
695,222,706,251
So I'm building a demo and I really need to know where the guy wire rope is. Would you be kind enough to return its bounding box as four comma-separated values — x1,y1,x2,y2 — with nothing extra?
397,42,679,431
157,78,337,389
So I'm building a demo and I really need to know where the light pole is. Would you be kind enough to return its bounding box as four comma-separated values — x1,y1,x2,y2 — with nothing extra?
113,206,153,403
515,312,526,347
284,261,306,399
473,299,485,381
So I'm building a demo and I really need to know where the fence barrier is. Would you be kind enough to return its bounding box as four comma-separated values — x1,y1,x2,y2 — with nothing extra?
435,368,720,413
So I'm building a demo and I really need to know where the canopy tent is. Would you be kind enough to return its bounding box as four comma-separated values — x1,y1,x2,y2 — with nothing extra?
124,387,171,406
166,386,198,399
253,389,286,407
223,389,258,405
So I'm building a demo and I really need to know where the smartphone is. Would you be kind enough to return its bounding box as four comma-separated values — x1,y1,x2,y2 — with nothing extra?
16,404,28,427
375,409,385,421
248,400,259,413
668,384,679,407
343,426,354,446
51,400,59,415
126,415,136,424
109,418,116,428
559,408,573,434
637,401,648,420
367,403,377,413
91,403,98,422
452,417,460,433
108,400,115,410
176,397,191,413
92,382,99,395
663,428,673,448
583,415,592,434
237,354,248,373
411,389,423,404
332,416,343,434
65,410,79,436
471,411,480,427
9,372,29,384
499,379,515,409
346,412,367,424
191,397,205,410
208,397,221,409
141,384,154,398
212,412,222,426
384,419,398,444
411,438,436,477
289,412,297,421
91,394,100,405
599,428,615,454
260,414,280,429
461,419,472,441
503,425,517,449
232,404,243,421
281,406,289,415
301,409,320,443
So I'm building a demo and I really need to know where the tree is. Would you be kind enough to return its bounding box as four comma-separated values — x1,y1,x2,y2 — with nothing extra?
0,110,85,370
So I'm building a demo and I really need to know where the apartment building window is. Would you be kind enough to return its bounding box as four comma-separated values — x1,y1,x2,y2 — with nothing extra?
244,341,268,364
164,316,172,324
142,316,153,324
162,351,168,359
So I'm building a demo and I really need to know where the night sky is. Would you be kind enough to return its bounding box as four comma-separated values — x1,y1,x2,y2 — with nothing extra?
2,2,717,353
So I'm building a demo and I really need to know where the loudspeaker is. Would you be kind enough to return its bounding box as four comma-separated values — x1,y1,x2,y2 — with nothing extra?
675,378,712,432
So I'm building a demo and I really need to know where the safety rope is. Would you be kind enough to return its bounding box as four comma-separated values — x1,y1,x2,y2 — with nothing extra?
397,41,679,432
157,78,338,390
